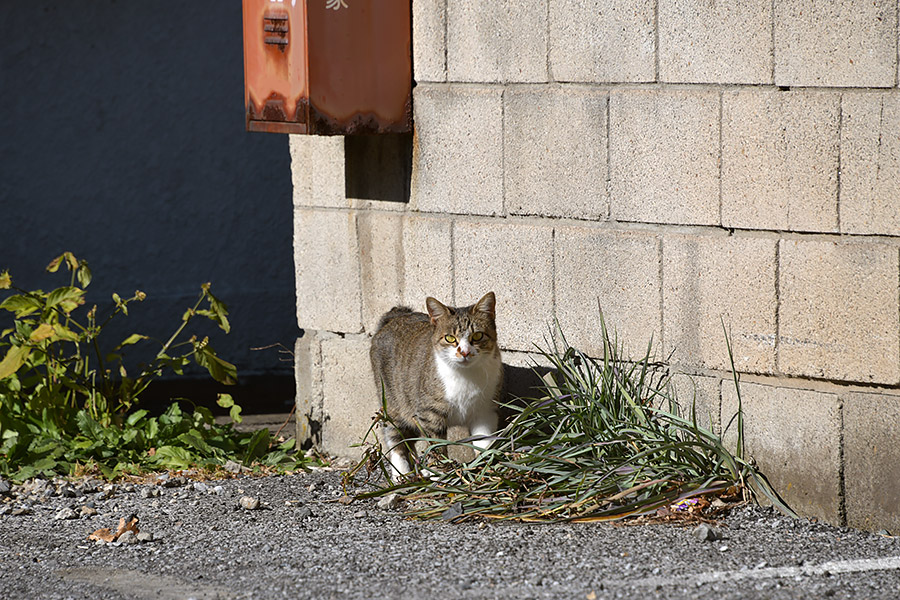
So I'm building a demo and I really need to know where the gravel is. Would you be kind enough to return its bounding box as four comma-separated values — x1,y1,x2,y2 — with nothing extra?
0,470,898,599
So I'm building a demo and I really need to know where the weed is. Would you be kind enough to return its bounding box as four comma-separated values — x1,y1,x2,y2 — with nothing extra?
0,253,306,480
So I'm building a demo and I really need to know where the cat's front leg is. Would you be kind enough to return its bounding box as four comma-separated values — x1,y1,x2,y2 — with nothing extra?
468,407,499,452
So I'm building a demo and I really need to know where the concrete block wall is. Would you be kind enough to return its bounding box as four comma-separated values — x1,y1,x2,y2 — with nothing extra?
292,0,900,531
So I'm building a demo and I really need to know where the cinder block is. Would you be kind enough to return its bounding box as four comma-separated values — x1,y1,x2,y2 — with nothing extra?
319,335,375,459
779,239,899,384
294,333,325,447
555,226,661,359
358,212,404,333
504,87,608,219
413,0,446,82
402,214,453,310
609,89,719,225
549,0,655,83
721,90,840,232
721,381,841,523
290,135,347,208
774,0,897,88
659,0,773,84
294,209,362,333
412,85,503,216
840,92,900,235
447,0,548,83
663,234,777,374
845,392,900,532
454,220,554,352
670,373,721,434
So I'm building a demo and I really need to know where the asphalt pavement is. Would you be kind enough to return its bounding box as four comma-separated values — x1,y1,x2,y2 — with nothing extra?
1,468,898,599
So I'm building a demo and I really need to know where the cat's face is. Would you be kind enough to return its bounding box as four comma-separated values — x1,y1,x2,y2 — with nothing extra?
426,292,498,368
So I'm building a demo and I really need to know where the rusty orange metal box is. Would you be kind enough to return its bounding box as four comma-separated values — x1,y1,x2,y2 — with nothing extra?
242,0,412,135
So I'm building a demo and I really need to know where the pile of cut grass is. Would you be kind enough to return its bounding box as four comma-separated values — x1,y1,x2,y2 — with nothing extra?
355,317,794,523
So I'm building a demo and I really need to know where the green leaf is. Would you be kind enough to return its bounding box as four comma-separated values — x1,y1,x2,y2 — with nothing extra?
0,346,31,380
194,344,237,386
117,333,147,349
216,393,235,409
177,430,214,456
51,325,81,343
153,445,194,470
146,418,159,440
202,286,231,334
243,428,271,464
47,287,85,313
126,409,149,427
230,403,243,424
0,294,43,317
0,271,10,289
76,262,92,288
75,411,104,440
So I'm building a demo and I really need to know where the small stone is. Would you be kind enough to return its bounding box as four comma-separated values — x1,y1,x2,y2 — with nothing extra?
136,532,154,543
441,502,464,521
11,507,31,516
376,494,402,510
755,561,768,569
0,479,11,494
80,506,98,517
162,476,186,488
719,545,729,552
212,486,225,496
877,529,891,536
0,506,11,516
117,530,138,544
77,480,99,495
239,496,260,511
54,508,78,520
692,524,718,542
307,482,322,493
193,482,209,493
296,506,313,520
224,460,243,474
353,510,368,519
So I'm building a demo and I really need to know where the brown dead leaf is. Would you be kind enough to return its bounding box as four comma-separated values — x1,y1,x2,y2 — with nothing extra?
115,515,140,538
87,528,116,543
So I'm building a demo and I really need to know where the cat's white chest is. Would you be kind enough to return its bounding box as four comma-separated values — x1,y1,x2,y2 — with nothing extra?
433,350,500,423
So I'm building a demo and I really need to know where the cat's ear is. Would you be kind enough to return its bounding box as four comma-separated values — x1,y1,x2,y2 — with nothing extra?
426,297,450,324
472,292,496,319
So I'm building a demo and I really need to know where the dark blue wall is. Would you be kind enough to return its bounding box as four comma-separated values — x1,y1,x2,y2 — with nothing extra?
0,1,297,382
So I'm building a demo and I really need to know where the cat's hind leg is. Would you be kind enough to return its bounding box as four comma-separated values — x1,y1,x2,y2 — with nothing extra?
380,422,413,480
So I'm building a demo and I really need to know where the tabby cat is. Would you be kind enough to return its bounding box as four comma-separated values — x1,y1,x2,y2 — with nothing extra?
369,292,503,478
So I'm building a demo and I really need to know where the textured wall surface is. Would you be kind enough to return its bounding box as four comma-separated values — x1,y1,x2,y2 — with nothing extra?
0,2,297,384
293,0,900,531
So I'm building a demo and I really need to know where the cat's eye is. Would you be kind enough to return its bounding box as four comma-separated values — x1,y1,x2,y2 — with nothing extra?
444,335,457,344
471,332,484,342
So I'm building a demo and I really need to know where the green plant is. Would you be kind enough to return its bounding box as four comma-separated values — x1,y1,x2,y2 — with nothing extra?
354,315,794,523
0,253,306,480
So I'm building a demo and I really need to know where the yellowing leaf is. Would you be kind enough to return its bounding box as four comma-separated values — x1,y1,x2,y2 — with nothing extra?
0,345,30,379
29,323,55,342
0,271,10,289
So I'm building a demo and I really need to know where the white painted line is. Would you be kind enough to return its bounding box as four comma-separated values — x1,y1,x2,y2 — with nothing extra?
640,555,900,588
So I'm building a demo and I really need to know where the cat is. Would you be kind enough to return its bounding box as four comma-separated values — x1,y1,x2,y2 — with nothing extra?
369,292,503,479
